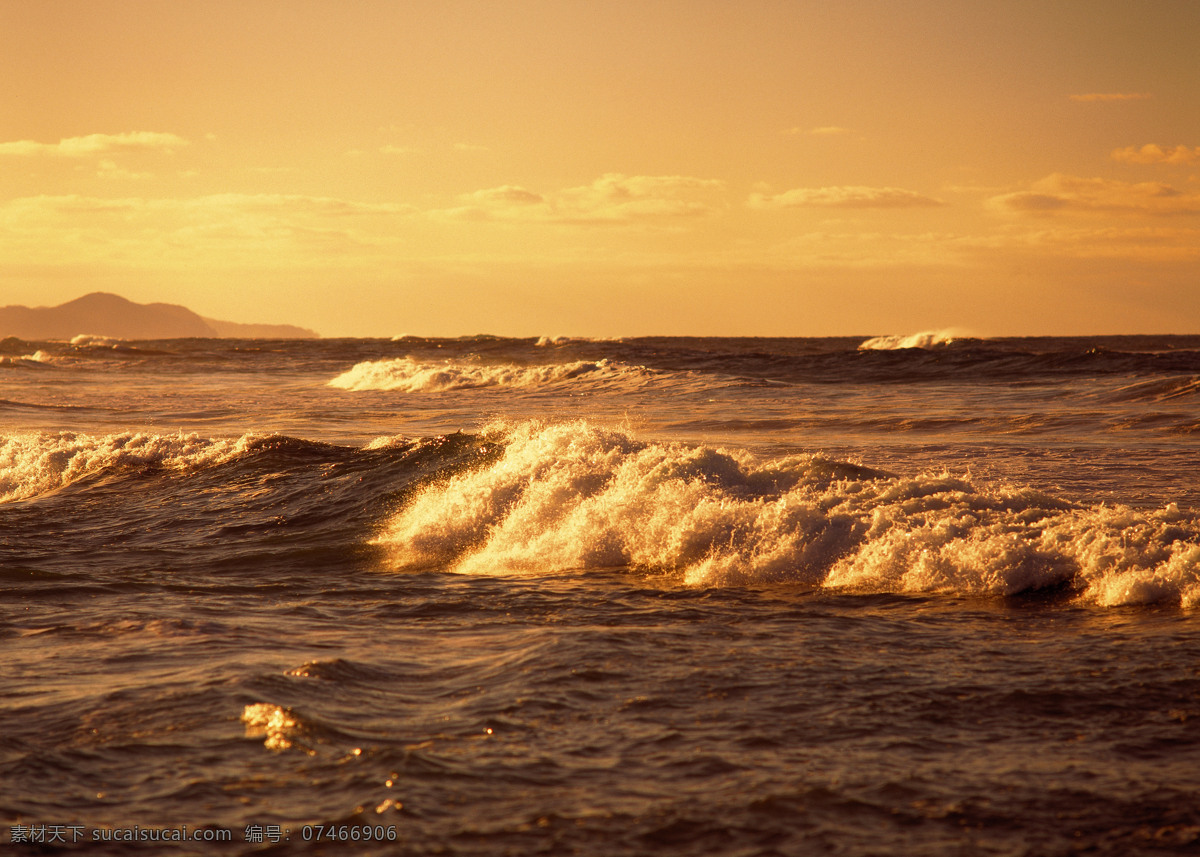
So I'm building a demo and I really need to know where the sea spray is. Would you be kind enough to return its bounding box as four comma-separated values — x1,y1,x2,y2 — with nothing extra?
373,420,1200,606
0,431,262,502
858,329,970,350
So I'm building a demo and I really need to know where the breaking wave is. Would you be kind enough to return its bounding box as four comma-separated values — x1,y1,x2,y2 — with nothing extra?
373,421,1200,607
69,334,139,351
858,329,969,350
328,357,661,392
0,431,264,503
0,350,57,367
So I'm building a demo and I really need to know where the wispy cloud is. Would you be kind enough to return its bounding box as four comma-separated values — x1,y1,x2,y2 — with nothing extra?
0,193,422,266
465,186,546,206
559,174,724,222
437,185,549,221
438,174,725,225
759,229,968,267
1112,144,1200,165
749,186,944,209
967,224,1200,263
1069,92,1152,102
0,132,189,157
989,174,1200,216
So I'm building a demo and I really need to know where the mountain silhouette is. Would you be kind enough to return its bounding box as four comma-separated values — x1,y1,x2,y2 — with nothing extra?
0,293,318,340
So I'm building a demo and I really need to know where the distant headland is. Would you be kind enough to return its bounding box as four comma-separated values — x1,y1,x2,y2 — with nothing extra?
0,293,319,340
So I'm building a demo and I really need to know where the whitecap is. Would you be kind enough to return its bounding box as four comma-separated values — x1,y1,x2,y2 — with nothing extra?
858,329,973,350
0,431,262,503
327,357,657,392
372,420,1200,607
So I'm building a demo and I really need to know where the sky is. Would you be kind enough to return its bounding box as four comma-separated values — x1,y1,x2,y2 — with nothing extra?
2,0,1199,337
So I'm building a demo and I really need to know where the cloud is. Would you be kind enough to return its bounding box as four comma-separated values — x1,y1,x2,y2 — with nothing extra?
964,223,1200,263
995,193,1070,213
0,132,189,157
749,186,944,209
1112,144,1200,165
176,194,418,217
759,229,969,267
439,185,550,221
465,186,545,206
560,174,724,218
989,173,1200,216
1069,92,1152,102
438,174,725,225
0,193,422,267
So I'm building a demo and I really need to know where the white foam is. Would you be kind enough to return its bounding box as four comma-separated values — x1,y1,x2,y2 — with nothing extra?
858,329,969,350
328,357,656,392
0,431,259,503
373,420,1200,607
362,434,412,450
534,335,617,346
0,350,57,367
70,334,133,350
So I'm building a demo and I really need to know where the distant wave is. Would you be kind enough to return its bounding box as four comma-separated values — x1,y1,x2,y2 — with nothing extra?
328,357,660,392
858,329,969,350
70,334,134,349
0,350,57,368
534,335,620,347
374,420,1200,607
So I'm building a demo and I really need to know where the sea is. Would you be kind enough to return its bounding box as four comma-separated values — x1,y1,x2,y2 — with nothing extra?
2,331,1199,856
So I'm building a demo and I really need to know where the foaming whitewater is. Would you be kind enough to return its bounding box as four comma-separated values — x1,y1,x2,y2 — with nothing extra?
70,334,137,350
534,335,616,346
0,350,56,367
328,356,660,392
0,431,259,502
858,329,969,350
374,420,1200,607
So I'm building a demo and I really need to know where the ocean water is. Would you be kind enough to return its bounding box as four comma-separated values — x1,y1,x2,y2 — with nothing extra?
2,332,1199,855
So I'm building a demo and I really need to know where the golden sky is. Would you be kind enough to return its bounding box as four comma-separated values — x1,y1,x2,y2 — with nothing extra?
3,0,1199,336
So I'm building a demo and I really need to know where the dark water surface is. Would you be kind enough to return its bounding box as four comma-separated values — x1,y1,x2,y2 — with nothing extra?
2,334,1199,854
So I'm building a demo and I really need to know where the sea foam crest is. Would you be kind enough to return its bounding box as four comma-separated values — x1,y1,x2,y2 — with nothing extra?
70,334,135,350
374,420,1200,607
858,329,965,350
0,431,256,503
534,335,617,346
0,350,57,367
329,357,656,392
